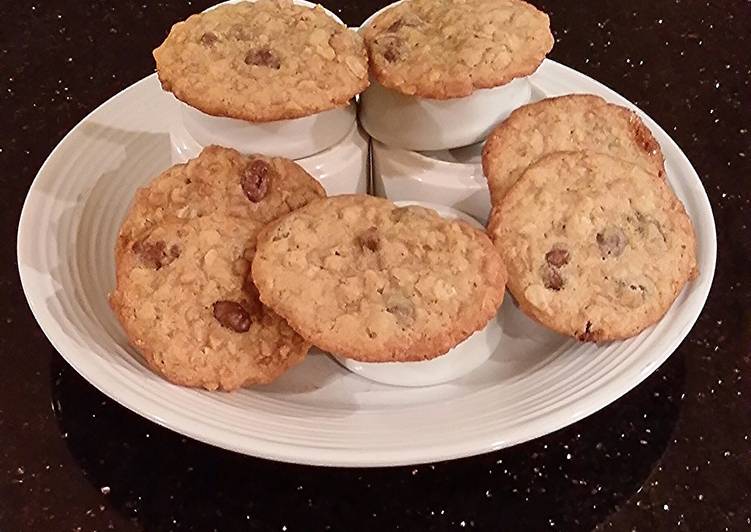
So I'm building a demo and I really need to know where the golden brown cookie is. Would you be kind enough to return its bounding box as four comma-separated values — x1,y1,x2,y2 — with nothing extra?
110,146,326,390
362,0,553,99
251,195,507,362
153,0,369,122
482,94,665,203
489,151,697,342
110,215,309,390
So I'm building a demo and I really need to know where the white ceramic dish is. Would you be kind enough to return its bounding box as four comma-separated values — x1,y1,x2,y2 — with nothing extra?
337,201,499,386
372,140,490,222
18,59,716,467
173,116,370,196
171,0,356,160
358,1,532,150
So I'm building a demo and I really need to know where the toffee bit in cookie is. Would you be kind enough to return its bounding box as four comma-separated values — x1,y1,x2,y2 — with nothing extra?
596,226,627,257
541,264,563,291
241,159,271,202
386,19,403,32
244,47,281,69
385,294,415,323
378,35,403,63
229,24,252,41
390,205,432,222
199,31,218,46
212,300,251,332
358,226,380,252
383,45,401,62
545,247,570,267
133,240,180,270
386,13,423,32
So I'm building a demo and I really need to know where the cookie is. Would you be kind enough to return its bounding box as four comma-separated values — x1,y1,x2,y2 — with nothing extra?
362,0,553,99
489,151,697,342
153,0,369,122
110,146,326,390
110,215,309,390
482,94,665,203
251,195,507,362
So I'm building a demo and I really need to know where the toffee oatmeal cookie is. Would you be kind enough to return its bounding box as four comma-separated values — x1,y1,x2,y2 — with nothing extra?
110,146,325,390
489,151,697,342
482,94,665,203
251,195,507,362
110,215,309,390
362,0,553,99
153,0,369,122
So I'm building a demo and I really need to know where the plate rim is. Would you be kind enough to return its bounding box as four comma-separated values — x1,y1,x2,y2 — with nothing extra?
17,59,717,467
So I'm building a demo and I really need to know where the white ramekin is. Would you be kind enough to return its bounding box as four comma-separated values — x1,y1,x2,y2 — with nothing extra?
372,140,491,223
295,124,370,196
358,1,533,150
335,201,503,387
170,121,370,196
180,102,357,160
359,78,531,151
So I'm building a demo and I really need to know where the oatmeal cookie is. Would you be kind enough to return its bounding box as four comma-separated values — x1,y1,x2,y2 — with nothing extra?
362,0,552,98
154,0,369,121
489,151,697,342
252,195,507,361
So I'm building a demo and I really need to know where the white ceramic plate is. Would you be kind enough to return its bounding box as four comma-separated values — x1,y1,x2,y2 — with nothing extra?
17,60,716,467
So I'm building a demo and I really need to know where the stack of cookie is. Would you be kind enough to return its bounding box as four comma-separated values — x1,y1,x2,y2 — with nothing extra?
482,95,698,341
110,147,327,391
154,0,371,194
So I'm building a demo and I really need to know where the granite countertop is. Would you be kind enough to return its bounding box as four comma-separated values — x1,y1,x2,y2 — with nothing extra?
1,1,749,530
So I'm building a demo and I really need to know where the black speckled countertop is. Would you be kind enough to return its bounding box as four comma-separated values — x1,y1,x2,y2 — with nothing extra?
1,1,749,531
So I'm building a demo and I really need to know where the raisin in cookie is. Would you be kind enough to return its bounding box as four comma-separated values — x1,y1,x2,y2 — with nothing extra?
251,195,507,362
489,151,697,342
362,0,552,99
154,0,368,122
110,147,325,390
482,94,665,203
